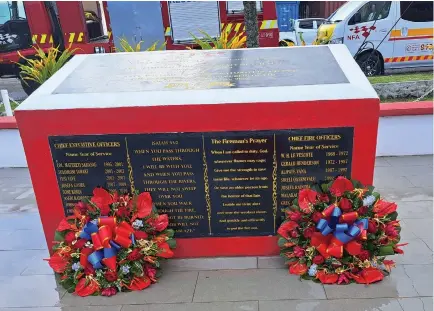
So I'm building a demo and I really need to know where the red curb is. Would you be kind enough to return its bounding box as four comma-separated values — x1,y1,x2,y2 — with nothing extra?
1,101,433,129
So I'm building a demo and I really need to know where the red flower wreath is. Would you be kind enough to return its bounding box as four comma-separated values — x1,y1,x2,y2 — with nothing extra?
46,188,176,296
277,177,406,285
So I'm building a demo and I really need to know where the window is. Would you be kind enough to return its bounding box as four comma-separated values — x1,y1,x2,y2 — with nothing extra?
298,20,314,29
0,1,26,25
227,1,262,14
401,1,433,22
349,1,391,25
315,19,325,28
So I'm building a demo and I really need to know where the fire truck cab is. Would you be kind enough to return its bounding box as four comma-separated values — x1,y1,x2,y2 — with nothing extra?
0,1,113,91
161,1,279,49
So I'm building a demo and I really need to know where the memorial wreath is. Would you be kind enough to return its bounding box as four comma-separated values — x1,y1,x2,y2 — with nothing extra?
277,176,406,285
46,188,176,297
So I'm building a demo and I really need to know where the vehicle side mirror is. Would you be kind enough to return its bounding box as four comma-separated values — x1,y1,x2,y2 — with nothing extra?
353,12,361,24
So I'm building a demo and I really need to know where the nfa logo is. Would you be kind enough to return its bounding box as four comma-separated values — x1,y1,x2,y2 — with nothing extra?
347,25,376,40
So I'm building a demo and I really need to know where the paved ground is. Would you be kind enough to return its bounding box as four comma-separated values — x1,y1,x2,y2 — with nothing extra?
0,156,432,311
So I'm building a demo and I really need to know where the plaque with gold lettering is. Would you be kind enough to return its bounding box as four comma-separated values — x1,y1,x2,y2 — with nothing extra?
49,127,353,238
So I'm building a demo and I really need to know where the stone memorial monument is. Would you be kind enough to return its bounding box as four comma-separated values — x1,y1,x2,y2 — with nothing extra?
15,45,379,257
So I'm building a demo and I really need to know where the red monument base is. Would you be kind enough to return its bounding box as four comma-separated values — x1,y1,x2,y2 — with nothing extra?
15,46,379,257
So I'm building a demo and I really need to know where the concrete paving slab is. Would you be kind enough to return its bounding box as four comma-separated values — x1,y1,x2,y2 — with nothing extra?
391,239,433,265
373,175,415,189
399,298,433,311
0,249,49,276
385,156,433,167
376,187,433,202
0,308,122,311
0,212,43,231
406,174,434,188
375,158,391,167
122,301,259,311
402,219,433,239
59,271,198,306
259,298,403,311
323,266,418,299
397,201,433,219
0,229,46,250
164,257,257,271
257,256,285,269
403,265,433,297
0,275,63,308
194,269,326,302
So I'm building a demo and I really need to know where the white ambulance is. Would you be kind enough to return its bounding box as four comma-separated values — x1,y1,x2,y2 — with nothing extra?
315,1,433,75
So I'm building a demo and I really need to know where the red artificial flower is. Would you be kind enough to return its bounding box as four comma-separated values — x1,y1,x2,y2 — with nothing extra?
91,188,114,216
290,231,299,238
368,219,378,234
316,270,339,284
101,287,117,297
148,214,169,232
145,265,157,282
337,272,351,285
136,192,153,219
312,212,323,223
126,277,151,291
339,198,352,212
76,202,88,214
385,223,399,239
116,206,130,218
358,205,368,215
56,218,72,232
127,248,142,261
303,227,315,238
393,243,408,254
73,239,87,249
313,255,325,265
352,267,384,284
157,242,174,258
277,221,299,239
104,270,118,282
75,277,100,297
298,189,318,213
329,177,354,197
289,261,308,275
382,260,396,272
373,199,397,217
287,211,302,222
64,231,76,244
293,246,305,258
84,263,96,276
134,230,149,240
46,253,68,273
319,194,330,203
357,250,370,261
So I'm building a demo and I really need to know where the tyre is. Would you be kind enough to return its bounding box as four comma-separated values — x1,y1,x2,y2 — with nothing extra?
356,51,382,76
279,40,295,47
19,75,40,96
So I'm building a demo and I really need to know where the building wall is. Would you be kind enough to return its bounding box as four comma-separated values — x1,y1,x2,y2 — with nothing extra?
300,1,346,18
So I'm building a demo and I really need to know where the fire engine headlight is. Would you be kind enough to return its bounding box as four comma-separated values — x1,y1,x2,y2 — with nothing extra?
330,37,344,44
94,47,106,53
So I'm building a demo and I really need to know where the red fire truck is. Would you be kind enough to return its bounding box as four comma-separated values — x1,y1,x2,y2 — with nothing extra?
161,1,279,49
0,1,113,93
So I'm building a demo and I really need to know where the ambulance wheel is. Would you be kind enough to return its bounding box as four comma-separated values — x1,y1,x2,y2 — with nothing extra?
279,40,295,47
356,51,382,76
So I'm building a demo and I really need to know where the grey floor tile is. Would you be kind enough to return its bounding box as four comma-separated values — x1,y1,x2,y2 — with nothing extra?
0,249,49,276
259,298,403,311
375,158,391,167
403,265,433,296
59,271,198,306
385,156,433,167
406,174,434,188
14,188,35,200
257,256,285,269
399,298,433,311
391,239,433,265
323,266,418,299
164,257,257,271
0,213,43,231
376,188,433,202
397,201,433,219
0,168,30,178
373,176,415,189
0,275,63,307
3,177,33,188
0,187,32,201
0,308,121,311
374,165,433,178
123,301,258,311
21,250,53,275
194,269,326,302
402,219,433,239
0,229,47,250
421,236,433,251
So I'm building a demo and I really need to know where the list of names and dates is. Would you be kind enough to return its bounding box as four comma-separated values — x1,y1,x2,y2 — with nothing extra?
49,127,353,238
